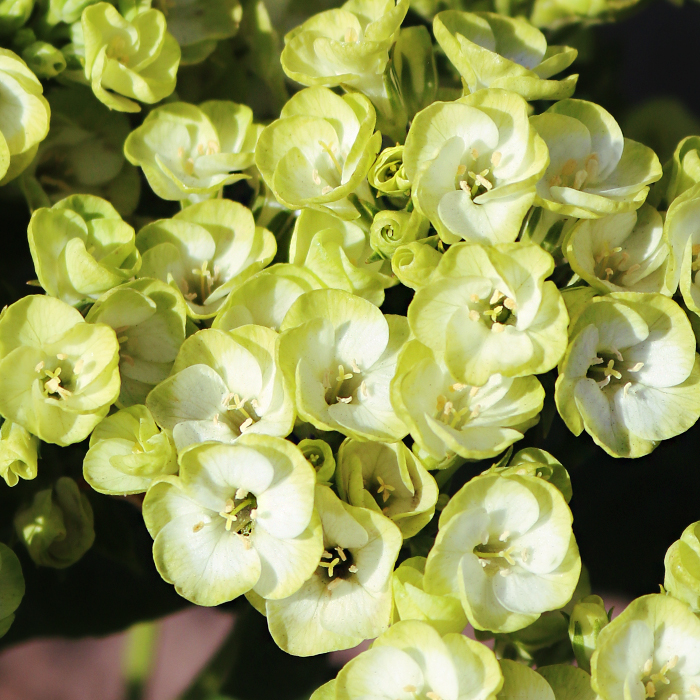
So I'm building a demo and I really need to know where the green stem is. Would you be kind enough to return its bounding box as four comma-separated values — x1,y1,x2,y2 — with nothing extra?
123,621,160,700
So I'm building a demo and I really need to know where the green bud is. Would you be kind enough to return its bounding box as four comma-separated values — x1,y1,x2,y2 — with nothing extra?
82,3,180,112
15,477,95,569
0,0,34,35
568,594,609,672
391,240,442,290
0,420,39,487
46,0,104,25
664,520,700,613
664,136,700,207
298,438,336,485
370,209,430,259
368,145,410,197
22,41,66,79
0,543,24,639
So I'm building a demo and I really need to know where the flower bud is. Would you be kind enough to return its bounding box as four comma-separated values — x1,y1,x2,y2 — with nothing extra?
368,145,410,197
14,477,95,569
21,41,66,79
391,240,442,290
0,420,39,487
568,595,609,672
0,543,24,638
298,438,336,485
664,520,700,613
370,209,429,259
390,26,437,121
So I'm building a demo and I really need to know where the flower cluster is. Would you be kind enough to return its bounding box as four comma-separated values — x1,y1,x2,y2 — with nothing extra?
0,0,697,691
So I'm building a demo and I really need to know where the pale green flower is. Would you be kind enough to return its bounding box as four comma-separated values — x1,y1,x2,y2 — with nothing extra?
391,340,544,467
0,420,39,487
369,209,430,260
21,86,141,216
298,438,336,484
531,99,662,219
85,278,187,406
255,87,381,220
21,41,67,79
555,293,700,458
0,543,24,639
83,404,177,495
664,521,700,614
266,484,402,656
591,594,700,700
408,242,569,386
136,199,275,319
368,145,410,197
0,295,120,446
403,89,549,245
0,48,51,184
568,594,609,672
146,326,294,450
289,209,396,306
124,101,260,201
280,0,409,137
46,0,105,25
14,476,95,569
424,472,581,633
335,620,503,700
391,240,442,290
278,289,409,441
212,264,322,333
28,194,141,307
82,2,180,112
392,556,468,635
142,436,323,605
564,204,670,295
434,11,577,101
335,438,438,538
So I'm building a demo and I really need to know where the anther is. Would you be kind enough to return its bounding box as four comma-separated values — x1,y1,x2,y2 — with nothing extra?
469,310,481,322
456,164,467,176
193,521,204,533
312,169,321,185
404,686,417,694
73,358,84,375
348,564,358,573
573,170,588,190
471,148,479,160
239,417,254,432
450,383,467,392
643,658,653,675
351,359,361,373
503,297,516,310
327,578,342,591
34,361,44,372
690,685,700,698
623,382,632,397
56,353,67,360
492,322,505,333
321,551,333,559
645,682,656,698
360,381,369,397
335,546,347,561
499,531,510,542
561,159,578,176
344,26,358,42
322,186,333,195
499,568,512,577
337,396,353,404
235,488,249,500
491,151,502,167
426,693,442,700
469,386,479,397
459,180,470,193
629,362,644,372
470,293,480,302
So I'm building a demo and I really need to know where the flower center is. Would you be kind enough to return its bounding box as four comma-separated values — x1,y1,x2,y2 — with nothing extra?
35,354,85,400
466,288,517,334
641,655,680,699
455,149,501,199
107,35,131,64
593,242,641,285
323,361,366,406
315,140,344,194
179,260,222,305
434,383,482,430
318,546,359,591
473,530,529,575
549,153,599,191
217,488,258,535
220,392,260,434
586,348,644,393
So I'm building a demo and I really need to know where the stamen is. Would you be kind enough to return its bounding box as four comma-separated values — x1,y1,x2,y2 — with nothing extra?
629,362,644,372
213,413,219,425
469,310,481,322
499,568,512,576
312,169,321,185
327,578,342,591
491,151,502,167
337,396,353,404
360,381,369,397
573,169,588,190
344,26,358,42
456,164,467,176
549,175,562,187
450,383,467,392
34,361,44,372
643,658,653,676
193,521,204,533
499,531,510,542
239,417,254,432
404,686,417,694
490,290,504,305
319,557,340,577
521,547,529,563
351,359,361,373
623,382,632,397
348,564,358,573
475,173,493,191
235,488,249,500
491,322,505,333
561,158,578,176
321,551,333,559
335,546,347,561
56,353,67,360
503,297,516,310
459,180,470,193
470,148,479,160
73,358,84,375
645,682,656,698
426,693,442,700
469,386,479,397
470,293,480,302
